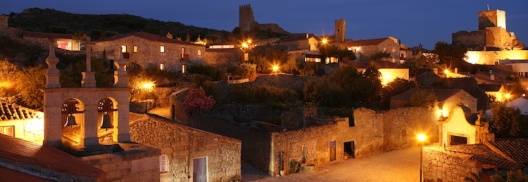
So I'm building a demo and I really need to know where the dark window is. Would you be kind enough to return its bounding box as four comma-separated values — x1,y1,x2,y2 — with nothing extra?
349,114,355,127
450,135,468,145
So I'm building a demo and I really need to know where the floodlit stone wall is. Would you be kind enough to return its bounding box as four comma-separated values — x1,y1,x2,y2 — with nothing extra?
465,50,528,65
423,146,479,182
129,114,241,182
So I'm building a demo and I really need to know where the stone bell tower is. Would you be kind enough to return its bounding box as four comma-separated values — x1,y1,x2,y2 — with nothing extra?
335,18,346,43
43,43,131,151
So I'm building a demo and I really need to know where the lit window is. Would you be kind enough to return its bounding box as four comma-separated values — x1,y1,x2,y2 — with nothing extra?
181,65,186,74
160,46,165,53
160,63,165,71
133,46,138,53
181,48,185,58
197,50,202,56
121,45,127,53
160,154,169,173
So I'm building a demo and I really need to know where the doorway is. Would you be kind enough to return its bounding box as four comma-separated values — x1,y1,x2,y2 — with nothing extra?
344,141,355,159
329,141,336,161
193,157,207,182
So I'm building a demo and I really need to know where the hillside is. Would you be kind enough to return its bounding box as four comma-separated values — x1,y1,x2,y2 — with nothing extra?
7,8,232,42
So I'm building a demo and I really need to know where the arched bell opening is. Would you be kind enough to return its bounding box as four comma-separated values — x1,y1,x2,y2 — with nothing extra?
97,97,118,145
61,98,85,147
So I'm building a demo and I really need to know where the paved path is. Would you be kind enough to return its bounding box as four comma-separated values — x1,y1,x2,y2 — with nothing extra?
251,147,420,182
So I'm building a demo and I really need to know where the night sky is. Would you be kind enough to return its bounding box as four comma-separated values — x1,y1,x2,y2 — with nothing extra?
1,0,527,48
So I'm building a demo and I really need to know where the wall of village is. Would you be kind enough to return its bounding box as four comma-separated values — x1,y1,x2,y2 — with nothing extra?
452,31,486,49
270,114,385,176
129,114,241,182
92,36,205,71
465,50,528,65
202,49,241,65
82,147,160,182
423,146,480,182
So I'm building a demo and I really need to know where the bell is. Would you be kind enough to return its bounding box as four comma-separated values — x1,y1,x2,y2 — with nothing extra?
100,112,113,129
64,114,77,127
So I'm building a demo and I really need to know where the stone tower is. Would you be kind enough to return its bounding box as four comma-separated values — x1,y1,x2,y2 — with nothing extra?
43,45,131,151
0,15,8,28
239,4,256,32
335,18,346,43
479,9,506,30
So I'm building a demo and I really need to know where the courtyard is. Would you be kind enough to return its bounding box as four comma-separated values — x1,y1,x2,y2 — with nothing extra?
247,147,420,182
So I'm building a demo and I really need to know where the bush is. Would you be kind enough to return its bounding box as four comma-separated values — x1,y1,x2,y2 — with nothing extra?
230,84,299,106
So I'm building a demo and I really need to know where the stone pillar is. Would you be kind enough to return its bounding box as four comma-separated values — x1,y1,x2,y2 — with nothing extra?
82,43,96,88
83,102,100,147
43,92,62,146
114,48,129,88
45,44,61,88
117,100,131,142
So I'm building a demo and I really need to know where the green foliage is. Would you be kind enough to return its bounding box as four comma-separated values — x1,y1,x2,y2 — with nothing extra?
0,35,46,66
304,67,382,108
490,105,525,138
188,64,224,81
9,8,230,42
433,42,468,68
249,45,288,73
230,84,299,107
0,60,45,109
319,45,356,60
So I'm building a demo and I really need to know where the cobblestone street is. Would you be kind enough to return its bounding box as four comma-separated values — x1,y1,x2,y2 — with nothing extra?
249,147,420,182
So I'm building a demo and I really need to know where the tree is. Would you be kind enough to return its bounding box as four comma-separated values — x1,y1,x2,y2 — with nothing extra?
490,105,522,138
0,60,46,109
408,89,436,107
433,42,468,69
183,88,215,115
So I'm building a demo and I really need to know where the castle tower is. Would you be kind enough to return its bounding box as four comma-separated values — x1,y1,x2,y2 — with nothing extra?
335,18,346,43
44,45,131,150
239,4,256,32
0,15,8,28
479,9,506,30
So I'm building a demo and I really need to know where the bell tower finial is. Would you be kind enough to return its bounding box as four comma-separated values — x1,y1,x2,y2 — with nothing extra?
45,42,60,88
82,42,96,87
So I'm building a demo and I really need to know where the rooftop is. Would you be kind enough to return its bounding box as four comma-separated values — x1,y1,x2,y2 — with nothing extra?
95,32,201,46
0,100,42,122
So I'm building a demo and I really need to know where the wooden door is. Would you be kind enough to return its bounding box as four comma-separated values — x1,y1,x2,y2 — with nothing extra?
329,141,336,161
193,157,207,182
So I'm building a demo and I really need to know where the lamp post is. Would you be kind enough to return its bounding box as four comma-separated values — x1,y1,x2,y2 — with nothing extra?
416,133,427,182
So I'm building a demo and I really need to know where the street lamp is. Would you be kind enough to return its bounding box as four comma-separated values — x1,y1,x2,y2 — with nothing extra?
416,133,428,182
271,64,280,74
321,37,329,46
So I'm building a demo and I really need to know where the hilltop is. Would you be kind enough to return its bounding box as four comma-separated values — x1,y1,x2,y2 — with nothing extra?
6,8,232,42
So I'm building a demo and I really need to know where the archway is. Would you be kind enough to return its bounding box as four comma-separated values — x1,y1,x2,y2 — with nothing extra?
61,98,85,147
97,97,118,144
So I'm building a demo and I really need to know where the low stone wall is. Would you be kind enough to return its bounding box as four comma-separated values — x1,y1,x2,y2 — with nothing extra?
129,113,241,182
81,144,161,182
423,146,479,182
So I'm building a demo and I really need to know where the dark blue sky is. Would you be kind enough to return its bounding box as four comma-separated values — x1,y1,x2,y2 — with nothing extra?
1,0,527,48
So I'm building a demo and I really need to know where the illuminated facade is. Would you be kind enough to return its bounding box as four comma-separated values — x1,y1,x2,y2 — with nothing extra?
0,100,44,144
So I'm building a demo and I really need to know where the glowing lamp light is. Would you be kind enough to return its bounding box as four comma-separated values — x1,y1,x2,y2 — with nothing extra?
380,73,395,87
241,42,249,49
321,38,329,45
416,133,428,143
0,81,13,89
137,80,156,92
271,64,280,74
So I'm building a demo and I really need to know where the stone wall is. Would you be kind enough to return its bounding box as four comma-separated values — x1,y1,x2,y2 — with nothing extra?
423,146,479,182
465,50,528,65
82,144,160,182
452,31,486,49
129,113,241,182
270,115,385,176
92,36,205,71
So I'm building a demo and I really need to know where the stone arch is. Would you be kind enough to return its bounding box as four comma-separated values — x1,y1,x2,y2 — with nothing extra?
61,98,85,147
96,97,119,144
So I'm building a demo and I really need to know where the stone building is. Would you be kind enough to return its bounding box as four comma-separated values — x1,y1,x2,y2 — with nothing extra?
22,31,85,51
453,9,523,51
343,36,409,63
391,88,478,114
334,18,346,43
237,4,288,34
93,32,207,71
129,113,241,182
423,106,528,181
0,99,44,144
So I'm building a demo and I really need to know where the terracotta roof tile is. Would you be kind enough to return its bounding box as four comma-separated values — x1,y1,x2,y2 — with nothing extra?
0,100,42,122
0,135,103,178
